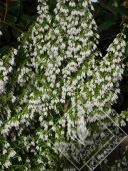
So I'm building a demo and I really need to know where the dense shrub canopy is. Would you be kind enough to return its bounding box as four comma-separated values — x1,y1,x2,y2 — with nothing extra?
0,0,128,170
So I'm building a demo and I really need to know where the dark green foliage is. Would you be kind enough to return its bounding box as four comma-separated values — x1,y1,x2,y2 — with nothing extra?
0,0,38,57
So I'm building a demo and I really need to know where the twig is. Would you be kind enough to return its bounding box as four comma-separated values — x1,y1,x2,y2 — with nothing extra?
64,100,69,113
0,20,23,33
120,15,128,26
4,0,8,21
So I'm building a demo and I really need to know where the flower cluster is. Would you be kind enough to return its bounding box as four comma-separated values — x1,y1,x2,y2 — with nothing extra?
0,48,16,93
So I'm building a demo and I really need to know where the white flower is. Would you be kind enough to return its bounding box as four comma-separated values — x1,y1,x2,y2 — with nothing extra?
12,96,16,103
4,160,11,168
8,150,16,158
0,30,2,36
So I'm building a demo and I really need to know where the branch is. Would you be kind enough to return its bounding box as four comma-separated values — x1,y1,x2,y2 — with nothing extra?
4,0,8,21
0,20,23,33
64,100,69,113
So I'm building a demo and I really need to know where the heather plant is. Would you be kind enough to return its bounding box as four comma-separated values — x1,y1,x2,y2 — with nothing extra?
0,0,127,170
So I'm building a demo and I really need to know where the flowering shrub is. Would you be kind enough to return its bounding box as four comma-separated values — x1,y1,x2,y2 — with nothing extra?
0,0,127,170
